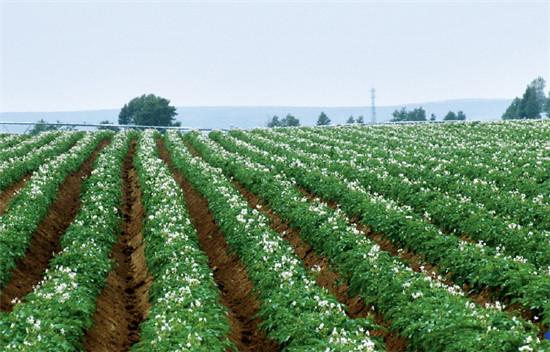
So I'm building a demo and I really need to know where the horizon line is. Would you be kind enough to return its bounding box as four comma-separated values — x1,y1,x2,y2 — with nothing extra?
0,97,512,114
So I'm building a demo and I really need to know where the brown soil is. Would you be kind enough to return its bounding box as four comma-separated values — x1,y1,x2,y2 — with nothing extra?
299,189,548,336
234,182,408,352
156,138,279,352
83,140,152,352
0,175,31,216
0,139,110,311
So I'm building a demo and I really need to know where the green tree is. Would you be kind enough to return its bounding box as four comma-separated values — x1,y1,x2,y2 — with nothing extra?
267,114,300,127
267,115,282,127
411,107,427,121
391,108,408,122
316,112,331,126
529,77,546,108
430,113,436,121
519,86,541,119
356,115,364,124
456,111,466,120
502,77,546,120
346,115,355,124
545,98,550,117
118,94,179,126
502,98,521,119
444,111,457,121
29,119,59,135
392,107,426,122
281,114,300,127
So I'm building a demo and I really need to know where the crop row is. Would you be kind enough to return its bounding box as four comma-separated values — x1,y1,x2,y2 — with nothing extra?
0,132,59,163
255,128,550,268
132,130,232,351
0,131,131,350
165,131,383,351
187,130,545,351
222,130,550,326
0,131,111,288
335,121,549,198
0,134,28,150
286,126,548,231
0,132,83,193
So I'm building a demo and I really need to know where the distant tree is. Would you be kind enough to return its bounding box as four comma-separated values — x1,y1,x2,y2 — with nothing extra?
410,107,427,121
356,115,365,124
443,111,466,121
346,115,355,124
545,98,550,117
392,107,426,122
30,119,59,135
267,115,282,127
316,112,331,126
119,94,179,126
98,120,120,132
281,114,300,127
529,77,546,108
519,86,541,119
502,98,521,120
443,111,457,121
267,114,300,127
502,78,545,120
391,108,408,122
430,113,436,121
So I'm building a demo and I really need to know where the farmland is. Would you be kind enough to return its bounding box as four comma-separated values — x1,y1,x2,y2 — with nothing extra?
0,120,548,351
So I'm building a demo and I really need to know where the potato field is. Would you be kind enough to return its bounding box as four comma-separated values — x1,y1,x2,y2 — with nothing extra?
0,120,549,351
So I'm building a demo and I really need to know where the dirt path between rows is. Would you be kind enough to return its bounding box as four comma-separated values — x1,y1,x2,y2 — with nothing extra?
299,191,548,337
156,138,279,352
0,175,31,216
232,181,408,352
0,139,110,311
84,140,152,352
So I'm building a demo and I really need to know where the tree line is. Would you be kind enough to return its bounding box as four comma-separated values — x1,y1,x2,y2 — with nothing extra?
502,77,549,119
267,112,368,127
391,107,466,122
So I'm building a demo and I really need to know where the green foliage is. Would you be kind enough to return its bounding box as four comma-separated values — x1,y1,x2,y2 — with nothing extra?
228,123,550,329
444,111,457,121
316,112,331,125
430,114,436,121
282,114,300,126
267,114,300,127
201,129,547,350
529,76,546,108
502,98,521,120
169,131,382,350
502,77,546,119
133,131,233,351
29,119,59,135
443,111,466,121
346,116,355,124
118,94,179,126
0,132,130,351
267,115,281,127
519,86,542,119
0,132,110,288
391,107,426,122
356,115,365,124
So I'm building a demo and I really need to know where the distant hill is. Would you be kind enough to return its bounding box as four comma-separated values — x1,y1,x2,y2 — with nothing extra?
0,99,512,131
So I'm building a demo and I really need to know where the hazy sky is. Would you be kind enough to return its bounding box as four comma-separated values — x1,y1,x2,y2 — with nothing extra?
1,0,549,112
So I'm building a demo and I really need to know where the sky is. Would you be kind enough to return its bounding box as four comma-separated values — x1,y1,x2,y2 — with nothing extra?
0,0,549,112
